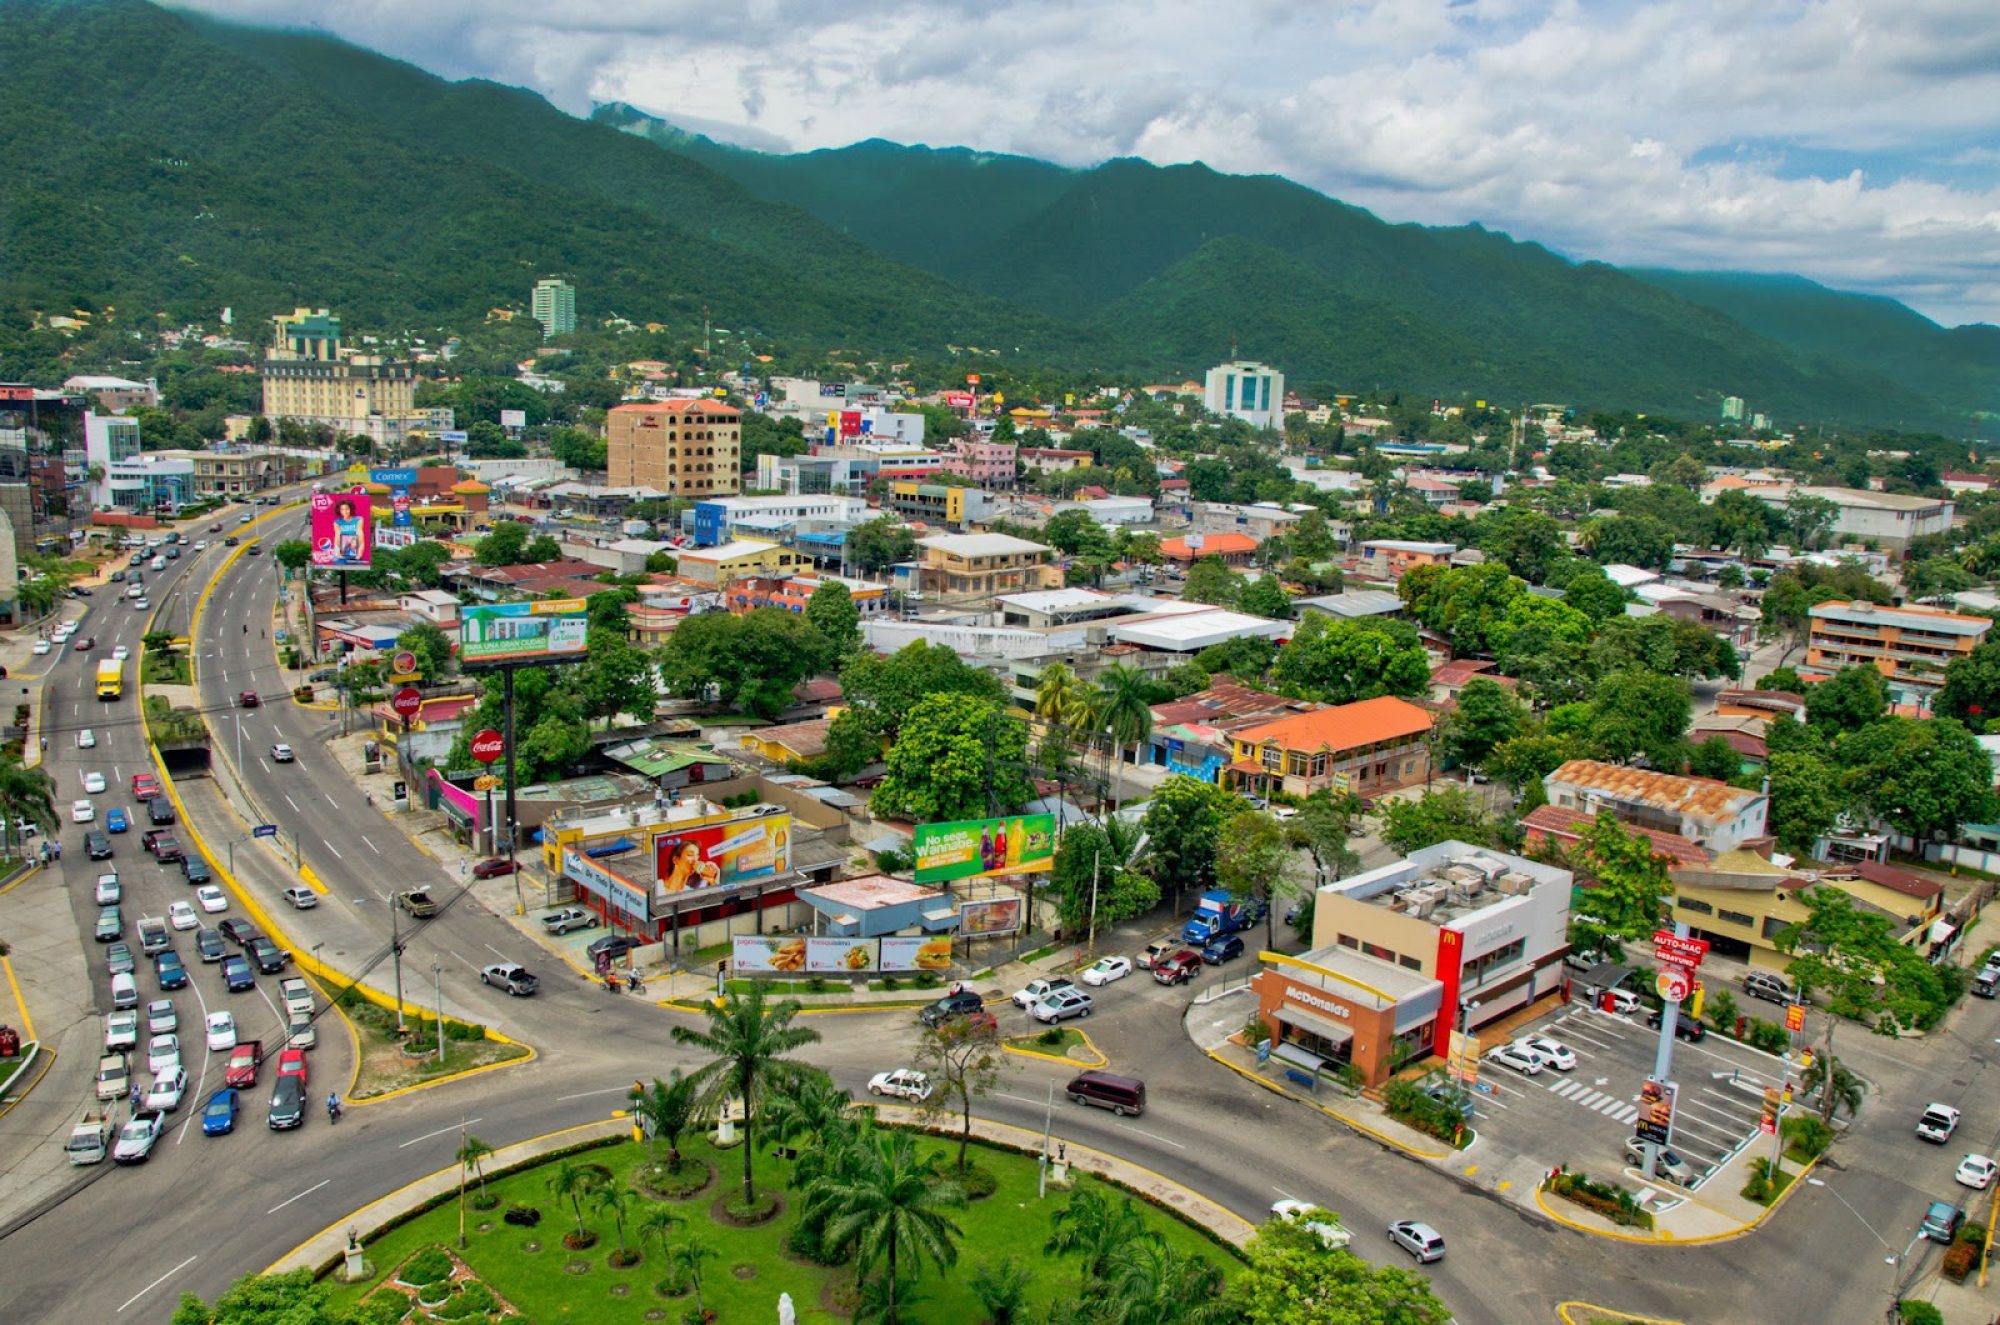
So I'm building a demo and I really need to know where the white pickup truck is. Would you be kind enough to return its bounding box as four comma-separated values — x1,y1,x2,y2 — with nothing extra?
277,975,315,1021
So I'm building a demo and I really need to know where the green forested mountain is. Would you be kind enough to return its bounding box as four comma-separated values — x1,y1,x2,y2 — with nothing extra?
0,0,1075,357
0,0,1990,434
1630,270,2000,424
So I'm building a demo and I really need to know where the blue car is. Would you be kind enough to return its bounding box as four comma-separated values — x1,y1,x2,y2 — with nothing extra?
156,951,188,990
105,807,129,834
221,955,254,992
201,1087,239,1136
1201,934,1246,965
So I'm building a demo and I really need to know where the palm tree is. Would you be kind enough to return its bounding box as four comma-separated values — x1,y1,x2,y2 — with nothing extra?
0,759,57,855
546,1160,605,1243
670,985,824,1206
761,1067,855,1166
813,1132,965,1325
1803,1052,1867,1123
674,1232,717,1316
594,1184,634,1261
969,1255,1033,1324
1045,1188,1157,1294
1095,1240,1233,1324
637,1205,683,1267
458,1133,494,1201
629,1070,700,1172
1095,664,1154,813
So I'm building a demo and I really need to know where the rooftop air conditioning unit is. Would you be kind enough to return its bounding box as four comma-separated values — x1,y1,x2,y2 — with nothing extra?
1409,897,1435,919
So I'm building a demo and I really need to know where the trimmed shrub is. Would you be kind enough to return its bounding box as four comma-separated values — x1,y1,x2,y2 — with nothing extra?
502,1204,541,1227
394,1247,453,1287
1782,1115,1833,1160
1383,1079,1467,1143
349,1293,411,1325
1898,1301,1945,1325
957,1164,999,1200
1941,1240,1979,1283
432,1280,497,1319
1549,1172,1654,1229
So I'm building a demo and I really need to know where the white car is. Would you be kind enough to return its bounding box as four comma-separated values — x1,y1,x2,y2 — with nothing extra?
147,1033,181,1075
195,885,227,913
271,743,295,763
112,1113,163,1164
166,901,198,931
1485,1042,1545,1076
1602,989,1641,1016
82,772,107,794
146,999,176,1035
94,873,121,905
71,799,95,823
1514,1035,1576,1072
76,729,96,749
205,1010,236,1052
1957,1154,1998,1190
1919,1104,1963,1144
104,1009,139,1051
192,541,208,551
30,639,49,656
143,1067,187,1112
1271,1199,1351,1249
867,1068,934,1101
112,645,130,661
132,598,149,610
1081,956,1132,987
1012,977,1077,1010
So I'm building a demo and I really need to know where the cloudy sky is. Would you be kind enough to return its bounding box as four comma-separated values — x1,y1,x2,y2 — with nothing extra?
186,0,2000,326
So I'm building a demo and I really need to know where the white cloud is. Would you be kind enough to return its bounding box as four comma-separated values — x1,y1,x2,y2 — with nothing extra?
179,0,2000,325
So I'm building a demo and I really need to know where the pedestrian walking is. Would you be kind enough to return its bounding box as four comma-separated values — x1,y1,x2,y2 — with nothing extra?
51,840,61,861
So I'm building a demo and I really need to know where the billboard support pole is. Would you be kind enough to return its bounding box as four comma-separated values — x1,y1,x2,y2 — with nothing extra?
340,570,347,606
504,665,522,917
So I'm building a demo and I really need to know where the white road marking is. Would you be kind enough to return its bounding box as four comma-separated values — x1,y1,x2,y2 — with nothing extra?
399,1117,483,1149
556,1086,633,1102
1119,1125,1186,1150
324,791,338,807
267,1179,330,1214
117,1255,197,1313
284,794,300,812
363,836,380,855
485,943,510,959
323,840,343,859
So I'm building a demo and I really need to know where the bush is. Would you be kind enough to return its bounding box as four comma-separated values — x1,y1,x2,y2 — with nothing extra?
431,1281,497,1319
1959,1220,1987,1248
657,1267,692,1297
1782,1115,1833,1160
914,971,941,988
1383,1079,1467,1143
394,1247,453,1287
347,1293,410,1325
1548,1171,1654,1229
1744,1018,1791,1053
1898,1300,1945,1325
502,1204,541,1227
783,1220,851,1268
1241,1011,1270,1046
1706,990,1739,1035
1941,1240,1980,1283
1036,1027,1065,1047
957,1164,999,1199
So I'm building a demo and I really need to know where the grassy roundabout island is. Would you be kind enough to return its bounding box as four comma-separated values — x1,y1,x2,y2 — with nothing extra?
320,1129,1238,1324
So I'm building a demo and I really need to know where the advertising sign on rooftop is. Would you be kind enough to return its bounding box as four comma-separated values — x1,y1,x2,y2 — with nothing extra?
459,600,588,667
913,814,1054,884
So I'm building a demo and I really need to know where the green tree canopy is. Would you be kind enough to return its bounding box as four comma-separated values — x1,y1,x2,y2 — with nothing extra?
1140,775,1242,901
1235,1214,1451,1324
846,516,917,576
474,519,531,566
1239,574,1293,620
870,695,1033,824
804,580,862,659
1375,787,1498,855
1836,717,1997,841
1766,750,1841,854
394,620,454,681
1397,562,1523,655
1442,678,1527,769
1779,888,1955,1034
1271,615,1429,705
1583,513,1675,568
1804,665,1887,733
1183,556,1247,607
656,608,832,719
1216,809,1299,953
1567,812,1673,962
1937,642,2000,728
1560,564,1629,622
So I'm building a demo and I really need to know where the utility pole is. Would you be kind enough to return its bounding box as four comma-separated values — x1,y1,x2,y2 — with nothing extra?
504,665,522,916
433,958,445,1062
389,894,406,1034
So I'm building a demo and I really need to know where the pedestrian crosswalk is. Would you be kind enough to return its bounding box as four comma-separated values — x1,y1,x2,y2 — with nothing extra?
1546,1076,1640,1125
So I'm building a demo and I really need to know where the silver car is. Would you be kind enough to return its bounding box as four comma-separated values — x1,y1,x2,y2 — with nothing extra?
1388,1220,1446,1263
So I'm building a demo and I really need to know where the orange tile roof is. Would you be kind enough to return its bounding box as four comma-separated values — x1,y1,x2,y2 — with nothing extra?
1545,759,1762,823
1522,805,1715,867
1160,532,1259,560
1233,696,1434,753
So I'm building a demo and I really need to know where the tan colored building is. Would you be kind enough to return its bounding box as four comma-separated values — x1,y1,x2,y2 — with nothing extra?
260,309,415,432
914,533,1060,602
1226,696,1434,799
678,538,805,587
1806,600,1991,695
1670,854,1944,975
606,400,742,499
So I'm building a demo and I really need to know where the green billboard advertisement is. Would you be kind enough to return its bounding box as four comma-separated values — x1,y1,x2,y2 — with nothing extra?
913,814,1055,884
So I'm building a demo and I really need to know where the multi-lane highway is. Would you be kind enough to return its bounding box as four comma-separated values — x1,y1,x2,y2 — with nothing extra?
2,506,1996,1323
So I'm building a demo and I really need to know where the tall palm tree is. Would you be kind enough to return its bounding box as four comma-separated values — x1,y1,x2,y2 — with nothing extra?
638,1204,683,1267
593,1184,634,1260
546,1160,605,1243
1095,664,1154,814
0,759,56,856
1803,1052,1867,1123
458,1133,494,1201
969,1255,1033,1324
761,1067,855,1164
670,985,823,1205
674,1232,717,1316
1094,1240,1233,1324
1045,1188,1156,1294
814,1132,965,1325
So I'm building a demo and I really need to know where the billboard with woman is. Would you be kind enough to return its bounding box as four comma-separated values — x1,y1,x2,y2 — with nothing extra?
309,490,373,569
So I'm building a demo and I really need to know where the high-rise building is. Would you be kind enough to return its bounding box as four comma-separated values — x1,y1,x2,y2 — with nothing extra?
531,278,576,339
1720,395,1746,422
260,308,416,441
606,400,742,498
84,412,142,508
1203,359,1286,430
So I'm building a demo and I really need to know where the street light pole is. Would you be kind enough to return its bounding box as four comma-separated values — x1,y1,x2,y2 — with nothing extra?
433,959,445,1062
389,894,406,1034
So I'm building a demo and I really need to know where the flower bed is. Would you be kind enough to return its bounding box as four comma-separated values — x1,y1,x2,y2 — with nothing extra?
1548,1172,1656,1230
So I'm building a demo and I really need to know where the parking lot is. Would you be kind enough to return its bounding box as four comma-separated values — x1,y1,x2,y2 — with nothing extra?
1467,1002,1785,1193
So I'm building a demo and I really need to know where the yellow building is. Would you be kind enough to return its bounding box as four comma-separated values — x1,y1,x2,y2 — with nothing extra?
260,308,415,430
887,480,970,525
1670,854,1944,973
606,400,741,498
676,539,805,586
913,533,1059,601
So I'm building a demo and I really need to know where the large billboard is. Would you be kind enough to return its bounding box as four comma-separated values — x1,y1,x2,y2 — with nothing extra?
913,814,1055,884
459,600,589,667
958,897,1023,938
730,933,953,975
309,490,374,569
654,815,791,895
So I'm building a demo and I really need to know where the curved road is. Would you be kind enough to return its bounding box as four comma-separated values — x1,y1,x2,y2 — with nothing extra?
0,512,1981,1324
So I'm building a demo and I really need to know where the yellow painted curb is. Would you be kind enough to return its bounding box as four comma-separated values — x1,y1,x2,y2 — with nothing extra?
0,1043,53,1121
2,951,39,1040
1557,1302,1688,1325
1531,1152,1816,1247
1201,1044,1452,1161
265,1116,626,1274
299,864,328,896
1003,1028,1108,1069
351,1029,537,1107
0,863,42,897
292,698,340,712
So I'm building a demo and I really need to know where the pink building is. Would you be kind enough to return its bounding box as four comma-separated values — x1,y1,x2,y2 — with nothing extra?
943,438,1017,487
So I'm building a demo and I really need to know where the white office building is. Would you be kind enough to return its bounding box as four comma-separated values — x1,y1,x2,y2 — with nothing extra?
1203,360,1286,430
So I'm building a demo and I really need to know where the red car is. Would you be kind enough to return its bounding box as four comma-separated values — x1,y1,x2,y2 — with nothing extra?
238,691,260,708
132,774,162,802
74,637,95,652
962,1009,1000,1035
1152,950,1204,986
471,857,517,879
223,1042,262,1088
276,1047,308,1085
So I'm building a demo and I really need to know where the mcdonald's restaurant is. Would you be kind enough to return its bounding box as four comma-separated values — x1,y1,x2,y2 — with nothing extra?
1251,950,1444,1087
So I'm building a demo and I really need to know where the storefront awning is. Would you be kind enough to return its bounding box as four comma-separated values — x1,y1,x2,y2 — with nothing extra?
1275,1005,1354,1047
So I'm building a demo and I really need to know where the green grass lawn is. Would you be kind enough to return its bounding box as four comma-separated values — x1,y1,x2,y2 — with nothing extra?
323,1129,1239,1323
